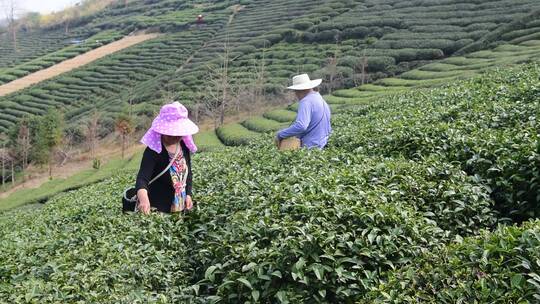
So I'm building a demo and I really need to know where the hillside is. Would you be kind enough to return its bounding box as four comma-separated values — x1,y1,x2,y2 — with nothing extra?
0,0,539,301
0,64,538,302
210,37,540,150
0,0,539,138
0,32,159,96
1,0,540,210
1,33,538,210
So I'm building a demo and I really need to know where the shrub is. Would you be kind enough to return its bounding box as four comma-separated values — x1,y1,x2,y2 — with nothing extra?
242,117,287,133
249,39,271,49
342,26,370,39
368,221,540,303
259,34,282,44
293,21,314,31
313,29,341,43
216,123,259,146
363,56,396,72
263,109,297,123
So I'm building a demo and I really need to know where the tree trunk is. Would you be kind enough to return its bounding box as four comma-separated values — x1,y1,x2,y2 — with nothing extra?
220,102,225,126
23,150,27,171
12,26,17,52
220,40,229,126
11,160,14,184
121,134,125,159
23,135,29,171
360,56,369,85
1,144,5,186
22,145,27,181
48,148,55,179
220,72,227,126
193,104,199,124
65,21,70,34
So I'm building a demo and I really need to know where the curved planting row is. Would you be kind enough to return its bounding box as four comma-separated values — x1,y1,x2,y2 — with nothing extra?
216,123,259,146
213,36,540,148
0,30,123,85
0,28,85,69
167,0,540,102
0,22,226,133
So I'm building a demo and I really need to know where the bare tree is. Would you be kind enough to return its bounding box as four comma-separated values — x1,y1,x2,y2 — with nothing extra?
16,121,30,172
202,78,223,129
324,40,342,94
57,128,78,167
359,37,378,86
115,114,134,159
160,81,176,105
9,151,14,185
202,33,243,128
1,139,5,186
219,37,230,126
2,0,18,52
63,6,80,35
252,47,266,106
85,111,101,159
191,97,202,124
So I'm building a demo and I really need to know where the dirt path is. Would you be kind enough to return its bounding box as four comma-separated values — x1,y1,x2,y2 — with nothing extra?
0,33,160,97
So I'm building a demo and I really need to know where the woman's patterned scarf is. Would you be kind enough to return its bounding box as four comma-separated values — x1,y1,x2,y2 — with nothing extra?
169,149,192,212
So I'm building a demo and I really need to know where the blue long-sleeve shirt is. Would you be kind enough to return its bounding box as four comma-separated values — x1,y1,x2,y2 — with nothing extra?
277,91,332,149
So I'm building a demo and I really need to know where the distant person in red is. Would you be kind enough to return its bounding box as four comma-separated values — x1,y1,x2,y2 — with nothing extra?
196,14,204,24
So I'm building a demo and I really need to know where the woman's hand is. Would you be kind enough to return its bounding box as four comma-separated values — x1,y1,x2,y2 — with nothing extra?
186,195,193,210
137,189,151,215
138,201,151,214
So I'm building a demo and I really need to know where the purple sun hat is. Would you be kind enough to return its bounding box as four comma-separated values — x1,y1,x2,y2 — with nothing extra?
141,102,199,153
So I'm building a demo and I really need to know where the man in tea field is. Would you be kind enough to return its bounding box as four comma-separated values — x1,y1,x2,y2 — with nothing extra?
276,74,332,149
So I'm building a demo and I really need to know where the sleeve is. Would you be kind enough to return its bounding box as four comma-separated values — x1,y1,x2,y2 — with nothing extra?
277,100,311,139
135,147,157,191
184,143,193,197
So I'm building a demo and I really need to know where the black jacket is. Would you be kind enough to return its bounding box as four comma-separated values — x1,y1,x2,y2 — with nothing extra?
135,141,192,213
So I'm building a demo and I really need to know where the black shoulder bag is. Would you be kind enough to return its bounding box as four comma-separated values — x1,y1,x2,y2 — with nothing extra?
122,143,180,212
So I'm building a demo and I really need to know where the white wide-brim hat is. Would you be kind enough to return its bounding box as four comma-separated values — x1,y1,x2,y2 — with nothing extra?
287,74,322,90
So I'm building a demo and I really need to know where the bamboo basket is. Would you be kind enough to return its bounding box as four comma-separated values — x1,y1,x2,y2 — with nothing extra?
278,137,301,151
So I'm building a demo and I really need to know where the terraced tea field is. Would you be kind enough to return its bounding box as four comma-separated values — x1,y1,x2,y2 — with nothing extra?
1,0,539,136
0,64,537,302
211,38,540,149
0,32,159,96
